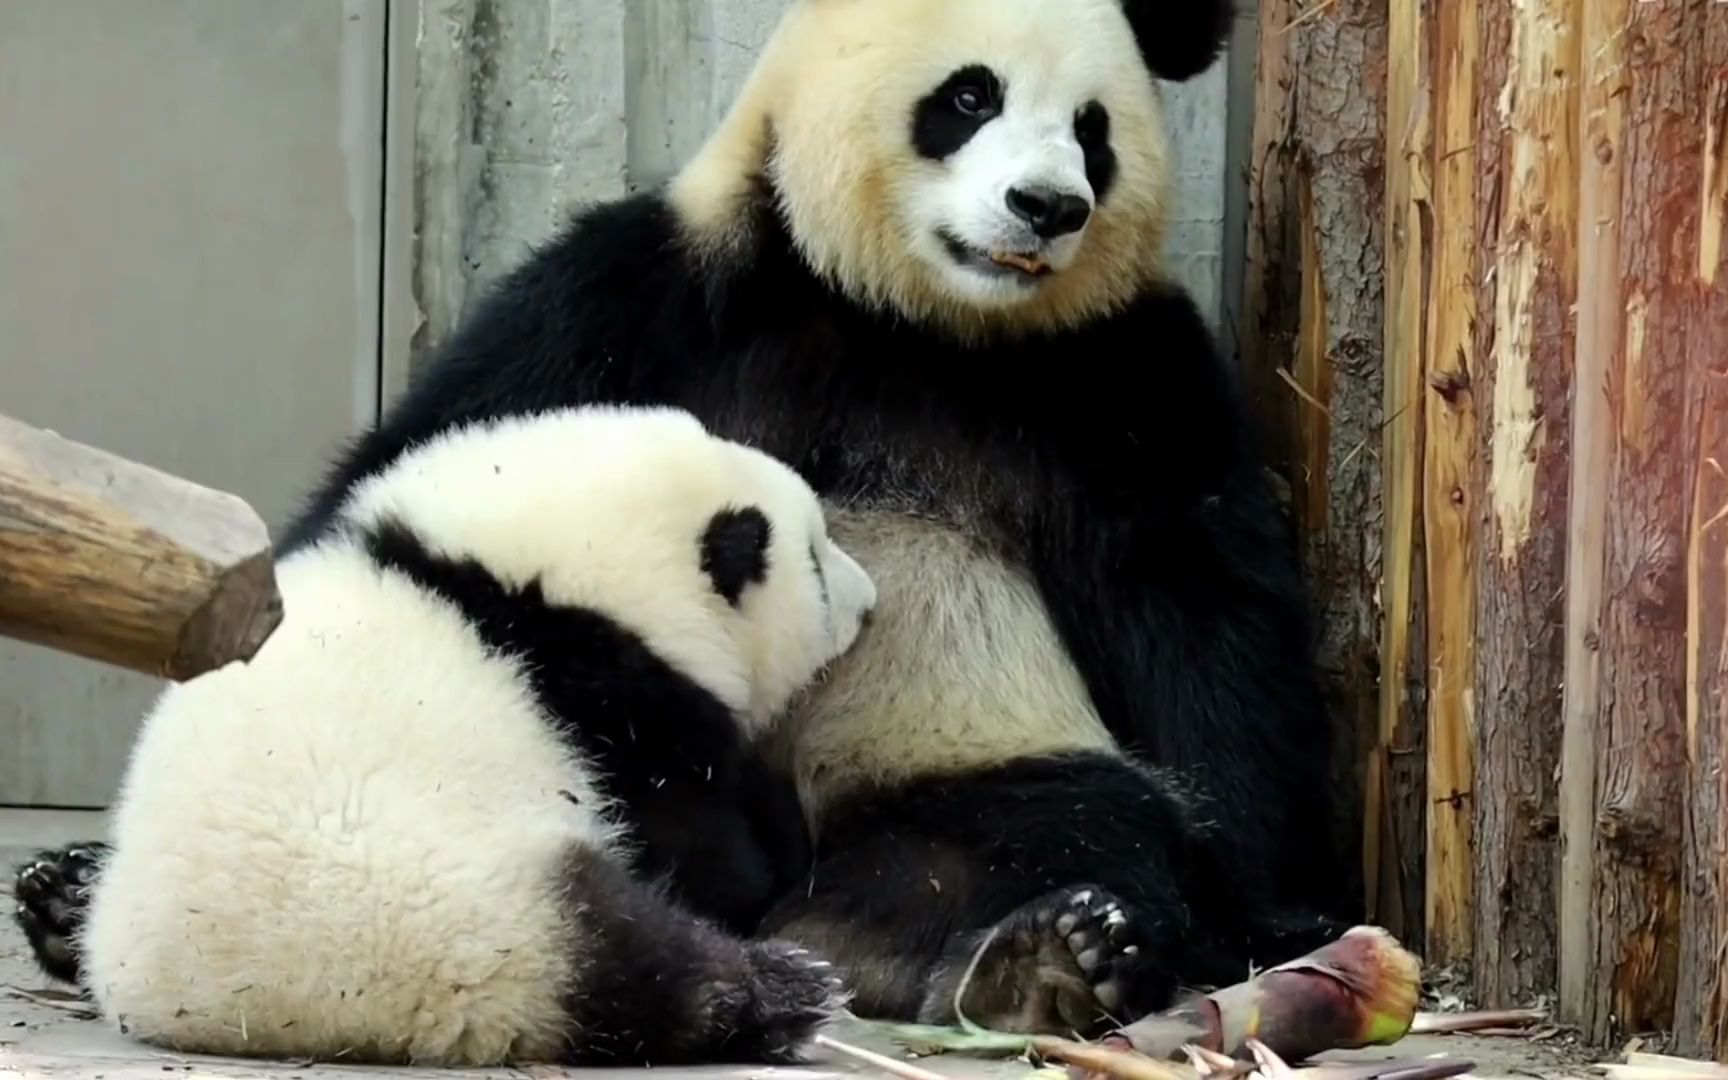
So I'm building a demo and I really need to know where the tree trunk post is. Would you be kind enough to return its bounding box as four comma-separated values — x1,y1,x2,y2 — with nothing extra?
1468,0,1580,1008
1674,15,1728,1062
1240,0,1395,928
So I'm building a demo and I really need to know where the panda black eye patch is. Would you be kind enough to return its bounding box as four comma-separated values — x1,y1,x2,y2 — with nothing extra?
700,506,772,607
1075,100,1118,202
912,64,1005,161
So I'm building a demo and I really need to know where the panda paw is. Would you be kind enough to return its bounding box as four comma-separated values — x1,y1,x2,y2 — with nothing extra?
1043,886,1151,1018
730,940,849,1062
923,884,1163,1036
12,842,108,987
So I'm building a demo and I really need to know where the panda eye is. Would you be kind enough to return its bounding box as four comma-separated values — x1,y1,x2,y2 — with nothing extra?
953,86,987,115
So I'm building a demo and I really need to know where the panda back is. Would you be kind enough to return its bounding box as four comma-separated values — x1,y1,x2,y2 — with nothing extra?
78,539,617,1063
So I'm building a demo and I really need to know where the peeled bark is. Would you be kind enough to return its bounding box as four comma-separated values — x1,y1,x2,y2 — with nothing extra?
1377,0,1431,951
1417,0,1481,973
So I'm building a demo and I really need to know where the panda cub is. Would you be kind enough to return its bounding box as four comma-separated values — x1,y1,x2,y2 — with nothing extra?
14,404,876,1068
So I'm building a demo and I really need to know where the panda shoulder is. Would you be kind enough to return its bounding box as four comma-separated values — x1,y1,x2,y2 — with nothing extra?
1098,283,1241,417
460,189,713,324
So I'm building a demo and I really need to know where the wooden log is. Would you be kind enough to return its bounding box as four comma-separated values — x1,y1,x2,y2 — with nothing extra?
1573,0,1709,1045
1378,0,1432,951
1419,0,1480,974
0,412,282,681
1557,0,1626,1028
1468,0,1579,1007
1675,29,1728,1063
1238,0,1394,922
1678,313,1728,1063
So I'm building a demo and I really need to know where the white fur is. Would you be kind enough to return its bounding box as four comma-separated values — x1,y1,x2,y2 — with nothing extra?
766,509,1115,822
77,405,875,1064
671,0,1171,339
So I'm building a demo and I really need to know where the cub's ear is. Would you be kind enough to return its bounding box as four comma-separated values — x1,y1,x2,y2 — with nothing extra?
701,506,773,607
1119,0,1235,83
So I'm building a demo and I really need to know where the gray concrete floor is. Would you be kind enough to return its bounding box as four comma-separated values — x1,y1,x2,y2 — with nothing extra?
0,808,1601,1079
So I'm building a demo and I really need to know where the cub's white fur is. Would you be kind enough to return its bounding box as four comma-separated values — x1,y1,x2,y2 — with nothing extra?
76,405,875,1065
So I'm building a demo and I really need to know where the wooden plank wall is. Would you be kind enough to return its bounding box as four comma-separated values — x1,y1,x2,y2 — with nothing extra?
1246,0,1728,1060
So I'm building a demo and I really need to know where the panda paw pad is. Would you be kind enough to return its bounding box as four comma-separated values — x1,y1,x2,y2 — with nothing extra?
1044,886,1146,1014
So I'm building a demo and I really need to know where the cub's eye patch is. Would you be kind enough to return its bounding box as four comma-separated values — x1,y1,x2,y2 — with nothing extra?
700,506,772,606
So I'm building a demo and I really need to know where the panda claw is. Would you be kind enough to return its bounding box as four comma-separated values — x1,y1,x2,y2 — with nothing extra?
12,842,108,987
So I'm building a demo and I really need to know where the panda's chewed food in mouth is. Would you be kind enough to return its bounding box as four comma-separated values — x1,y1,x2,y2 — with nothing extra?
938,230,1052,281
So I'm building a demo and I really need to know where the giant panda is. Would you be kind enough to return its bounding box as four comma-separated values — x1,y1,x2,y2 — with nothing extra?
18,0,1359,1041
12,404,878,1067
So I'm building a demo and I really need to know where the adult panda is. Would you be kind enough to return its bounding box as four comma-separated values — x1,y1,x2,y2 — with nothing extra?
19,0,1358,1039
15,406,876,1067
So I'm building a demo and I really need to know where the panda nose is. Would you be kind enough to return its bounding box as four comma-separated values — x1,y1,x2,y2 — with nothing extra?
1005,185,1092,238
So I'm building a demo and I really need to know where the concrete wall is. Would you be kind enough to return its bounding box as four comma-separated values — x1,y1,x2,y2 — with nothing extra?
407,0,1252,356
0,0,392,806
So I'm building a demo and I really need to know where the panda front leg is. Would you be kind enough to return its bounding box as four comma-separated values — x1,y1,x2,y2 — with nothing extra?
11,841,108,988
557,846,848,1065
759,753,1277,1038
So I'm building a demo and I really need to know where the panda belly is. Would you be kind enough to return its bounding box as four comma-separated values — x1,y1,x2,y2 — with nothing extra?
779,508,1117,822
77,546,612,1065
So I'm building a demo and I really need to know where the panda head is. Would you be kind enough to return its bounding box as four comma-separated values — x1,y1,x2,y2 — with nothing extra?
672,0,1233,338
686,450,881,727
335,405,878,732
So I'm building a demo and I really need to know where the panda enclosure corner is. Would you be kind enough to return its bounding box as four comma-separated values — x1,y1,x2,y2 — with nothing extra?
1239,0,1728,1060
0,410,283,682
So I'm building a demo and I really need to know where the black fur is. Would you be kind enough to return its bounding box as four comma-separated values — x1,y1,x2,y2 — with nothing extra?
1075,101,1118,202
760,753,1346,1034
25,163,1356,1026
912,64,1004,159
360,515,809,934
1119,0,1236,83
554,847,842,1065
700,505,773,606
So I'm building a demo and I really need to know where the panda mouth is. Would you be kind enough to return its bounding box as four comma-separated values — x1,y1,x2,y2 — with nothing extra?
937,230,1053,281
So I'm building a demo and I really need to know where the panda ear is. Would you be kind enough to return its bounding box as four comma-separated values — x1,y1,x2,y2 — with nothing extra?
700,506,773,607
1119,0,1235,83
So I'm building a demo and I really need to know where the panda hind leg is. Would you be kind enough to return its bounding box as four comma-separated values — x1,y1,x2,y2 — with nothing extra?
758,753,1272,1038
11,841,108,988
557,847,846,1065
